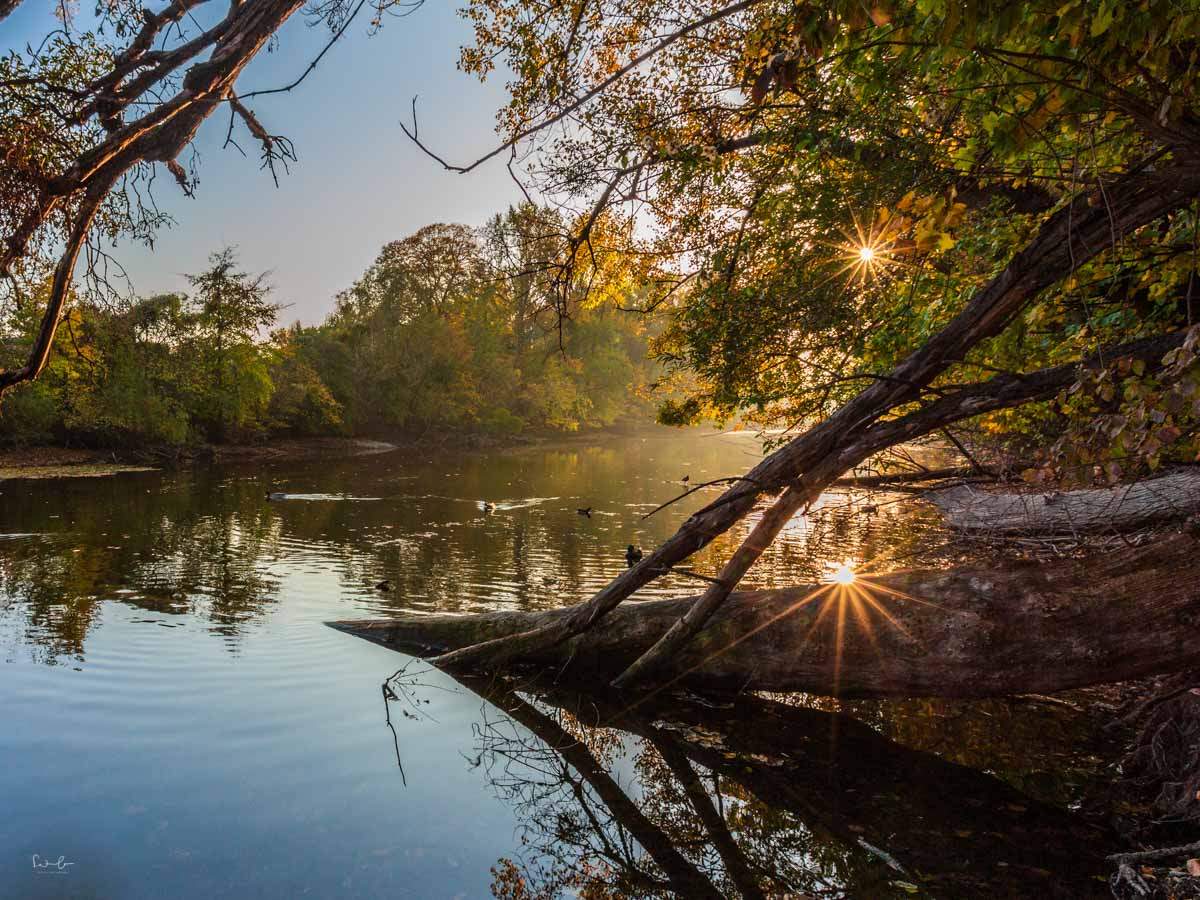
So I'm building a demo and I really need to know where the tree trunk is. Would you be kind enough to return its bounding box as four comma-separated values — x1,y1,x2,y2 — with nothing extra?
427,161,1200,677
330,532,1200,698
930,469,1200,534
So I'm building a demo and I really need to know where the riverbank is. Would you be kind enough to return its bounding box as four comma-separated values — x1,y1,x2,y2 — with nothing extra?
0,423,704,479
0,437,401,480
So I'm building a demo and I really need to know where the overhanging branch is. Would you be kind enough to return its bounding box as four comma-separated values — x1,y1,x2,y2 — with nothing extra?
431,158,1200,675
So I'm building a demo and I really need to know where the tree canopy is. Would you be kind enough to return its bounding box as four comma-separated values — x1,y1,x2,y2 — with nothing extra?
1,210,661,448
3,0,1199,480
439,0,1200,478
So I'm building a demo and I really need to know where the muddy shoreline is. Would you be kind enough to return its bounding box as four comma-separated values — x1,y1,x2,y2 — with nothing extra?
0,437,404,480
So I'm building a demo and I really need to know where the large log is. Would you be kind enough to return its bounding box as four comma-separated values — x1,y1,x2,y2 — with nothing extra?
930,469,1200,534
330,532,1200,698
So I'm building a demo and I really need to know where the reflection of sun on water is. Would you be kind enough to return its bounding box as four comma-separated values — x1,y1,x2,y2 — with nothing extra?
615,552,940,719
825,558,857,585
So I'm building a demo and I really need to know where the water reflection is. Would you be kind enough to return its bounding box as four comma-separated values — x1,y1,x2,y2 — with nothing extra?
0,475,284,661
0,431,950,665
417,672,1113,898
0,431,1119,897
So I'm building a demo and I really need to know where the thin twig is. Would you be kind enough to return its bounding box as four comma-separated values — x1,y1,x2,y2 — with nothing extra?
641,476,763,520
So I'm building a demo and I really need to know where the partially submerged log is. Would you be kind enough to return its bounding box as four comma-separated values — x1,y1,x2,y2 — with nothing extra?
930,468,1200,534
330,532,1200,698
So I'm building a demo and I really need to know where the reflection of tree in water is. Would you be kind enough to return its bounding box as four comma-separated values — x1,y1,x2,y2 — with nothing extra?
0,435,959,663
475,706,683,898
418,674,1114,899
0,536,104,664
134,510,283,635
0,475,283,662
472,689,799,899
828,694,1117,810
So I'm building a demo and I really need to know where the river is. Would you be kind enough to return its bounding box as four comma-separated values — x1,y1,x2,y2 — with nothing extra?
0,428,1116,897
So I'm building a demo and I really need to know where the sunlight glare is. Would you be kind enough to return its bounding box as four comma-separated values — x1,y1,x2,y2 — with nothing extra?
826,559,857,585
813,205,918,288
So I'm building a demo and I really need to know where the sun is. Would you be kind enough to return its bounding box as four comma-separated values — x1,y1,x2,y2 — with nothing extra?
816,206,913,286
825,558,857,585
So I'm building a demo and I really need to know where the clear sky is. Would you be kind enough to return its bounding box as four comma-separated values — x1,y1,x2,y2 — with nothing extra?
4,3,524,324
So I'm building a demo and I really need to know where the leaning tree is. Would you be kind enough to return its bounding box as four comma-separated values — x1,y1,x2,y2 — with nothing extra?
0,0,417,395
390,0,1200,686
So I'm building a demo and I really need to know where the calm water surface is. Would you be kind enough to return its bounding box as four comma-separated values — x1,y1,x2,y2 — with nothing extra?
0,429,1115,898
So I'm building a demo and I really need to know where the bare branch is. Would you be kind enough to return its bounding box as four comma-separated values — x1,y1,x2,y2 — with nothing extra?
399,0,767,174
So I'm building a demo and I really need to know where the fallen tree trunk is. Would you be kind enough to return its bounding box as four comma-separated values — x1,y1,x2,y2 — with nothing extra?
433,328,1197,684
331,531,1200,698
423,159,1200,683
930,469,1200,534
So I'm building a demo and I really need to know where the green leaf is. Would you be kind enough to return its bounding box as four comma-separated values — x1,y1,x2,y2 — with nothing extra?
1090,2,1115,37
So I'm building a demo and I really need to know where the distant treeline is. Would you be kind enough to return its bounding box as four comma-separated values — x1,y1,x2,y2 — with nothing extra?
0,205,661,447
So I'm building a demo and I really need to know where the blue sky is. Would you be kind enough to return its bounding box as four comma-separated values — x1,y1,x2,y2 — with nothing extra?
4,3,524,324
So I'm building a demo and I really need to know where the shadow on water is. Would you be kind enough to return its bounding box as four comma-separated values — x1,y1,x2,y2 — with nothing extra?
384,668,1115,899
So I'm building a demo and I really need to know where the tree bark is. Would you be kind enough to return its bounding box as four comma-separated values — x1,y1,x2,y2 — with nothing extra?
0,176,115,393
331,532,1200,698
930,469,1200,534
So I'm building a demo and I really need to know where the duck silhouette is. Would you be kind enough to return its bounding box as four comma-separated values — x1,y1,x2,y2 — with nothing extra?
265,491,287,501
482,501,496,512
375,579,392,592
576,507,592,518
625,544,643,567
681,474,690,486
